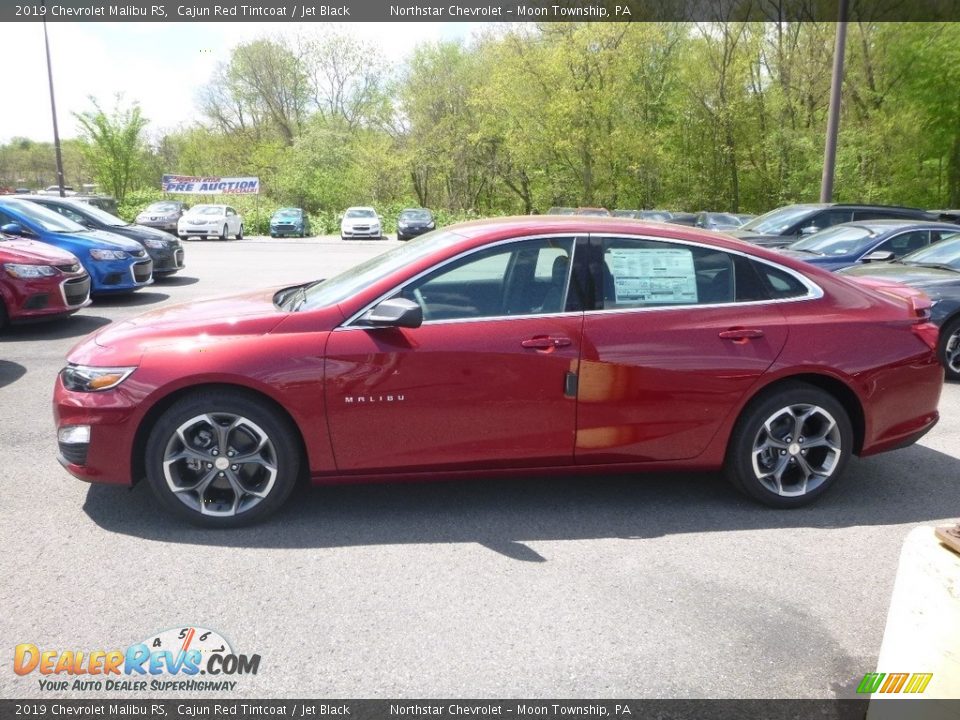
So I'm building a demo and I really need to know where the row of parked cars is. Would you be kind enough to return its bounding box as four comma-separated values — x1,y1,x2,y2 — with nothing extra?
546,206,757,231
0,195,187,328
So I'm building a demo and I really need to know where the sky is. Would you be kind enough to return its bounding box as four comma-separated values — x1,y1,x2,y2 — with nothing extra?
0,21,475,144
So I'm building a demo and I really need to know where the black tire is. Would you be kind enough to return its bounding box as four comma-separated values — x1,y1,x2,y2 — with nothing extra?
178,234,187,241
270,232,278,239
219,225,228,241
937,316,960,381
144,390,301,528
237,225,244,240
724,382,853,508
0,297,8,330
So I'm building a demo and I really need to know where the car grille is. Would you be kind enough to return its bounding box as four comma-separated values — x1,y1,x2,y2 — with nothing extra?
132,260,153,283
63,276,91,306
56,262,81,273
351,225,370,232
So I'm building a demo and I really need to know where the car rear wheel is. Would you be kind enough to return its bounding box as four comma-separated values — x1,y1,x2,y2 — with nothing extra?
725,383,852,508
0,298,8,329
237,225,244,240
938,317,960,380
144,391,301,527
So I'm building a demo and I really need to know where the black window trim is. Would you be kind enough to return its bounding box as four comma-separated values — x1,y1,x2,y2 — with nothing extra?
584,232,823,316
337,233,588,329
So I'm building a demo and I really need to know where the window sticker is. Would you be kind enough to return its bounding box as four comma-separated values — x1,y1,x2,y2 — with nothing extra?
608,248,698,304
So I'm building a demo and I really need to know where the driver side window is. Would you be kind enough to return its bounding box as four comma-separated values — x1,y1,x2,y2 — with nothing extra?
396,237,576,322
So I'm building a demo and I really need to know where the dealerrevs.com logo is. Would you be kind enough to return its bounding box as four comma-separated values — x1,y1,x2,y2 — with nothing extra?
14,626,260,692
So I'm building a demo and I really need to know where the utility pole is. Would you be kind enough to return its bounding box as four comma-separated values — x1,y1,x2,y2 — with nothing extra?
820,0,850,203
42,2,67,198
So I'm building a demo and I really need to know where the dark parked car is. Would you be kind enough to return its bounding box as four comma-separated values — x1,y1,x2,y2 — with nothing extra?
840,233,960,379
396,208,436,241
667,212,698,227
74,195,119,215
270,208,310,238
779,220,959,272
696,212,746,232
575,207,611,216
731,204,942,248
24,196,185,277
612,210,641,219
54,216,942,526
546,207,576,215
136,201,188,234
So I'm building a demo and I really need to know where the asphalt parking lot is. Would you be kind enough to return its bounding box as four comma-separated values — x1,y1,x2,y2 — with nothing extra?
1,235,958,699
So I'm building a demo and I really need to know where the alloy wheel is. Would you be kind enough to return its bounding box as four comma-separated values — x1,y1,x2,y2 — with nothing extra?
751,403,841,497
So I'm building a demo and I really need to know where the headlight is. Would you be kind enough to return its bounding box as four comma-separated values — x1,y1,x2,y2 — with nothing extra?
60,364,136,392
4,263,57,278
144,238,167,249
89,249,127,261
427,221,435,228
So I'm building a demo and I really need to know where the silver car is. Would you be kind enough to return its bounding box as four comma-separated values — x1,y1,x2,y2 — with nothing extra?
136,201,188,234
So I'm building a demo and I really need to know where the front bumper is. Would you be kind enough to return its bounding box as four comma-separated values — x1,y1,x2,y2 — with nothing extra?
88,257,153,294
341,226,381,238
137,218,179,233
146,242,186,275
4,272,91,323
178,222,223,236
271,224,305,236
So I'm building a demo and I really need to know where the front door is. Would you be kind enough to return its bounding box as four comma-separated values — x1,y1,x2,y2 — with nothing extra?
325,236,585,473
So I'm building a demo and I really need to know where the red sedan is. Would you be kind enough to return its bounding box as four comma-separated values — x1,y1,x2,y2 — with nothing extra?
1,234,91,326
54,217,943,527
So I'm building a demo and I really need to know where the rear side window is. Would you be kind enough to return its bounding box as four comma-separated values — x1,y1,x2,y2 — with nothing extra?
875,231,929,256
599,238,767,308
751,261,809,299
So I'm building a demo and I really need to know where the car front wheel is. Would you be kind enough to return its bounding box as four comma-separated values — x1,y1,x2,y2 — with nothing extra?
938,317,960,380
144,391,301,527
725,383,852,508
237,225,244,240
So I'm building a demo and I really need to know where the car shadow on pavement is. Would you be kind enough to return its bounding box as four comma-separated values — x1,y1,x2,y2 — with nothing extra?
82,442,960,560
92,291,169,308
0,360,26,389
154,275,199,286
1,315,112,342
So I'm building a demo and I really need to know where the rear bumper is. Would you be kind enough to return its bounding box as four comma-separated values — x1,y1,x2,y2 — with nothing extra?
860,356,944,457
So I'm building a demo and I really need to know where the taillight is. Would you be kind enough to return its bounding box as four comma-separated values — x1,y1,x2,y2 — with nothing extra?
912,322,939,350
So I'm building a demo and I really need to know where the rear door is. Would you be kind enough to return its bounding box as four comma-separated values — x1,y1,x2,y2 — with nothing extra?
324,235,588,473
576,235,795,463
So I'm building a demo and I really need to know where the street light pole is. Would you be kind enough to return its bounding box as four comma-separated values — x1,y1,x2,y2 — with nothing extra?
42,2,67,198
820,0,850,203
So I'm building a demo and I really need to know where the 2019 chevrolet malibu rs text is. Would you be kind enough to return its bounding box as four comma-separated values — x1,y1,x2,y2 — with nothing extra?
54,217,944,527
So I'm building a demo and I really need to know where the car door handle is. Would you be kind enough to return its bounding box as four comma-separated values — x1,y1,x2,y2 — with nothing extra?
718,328,765,341
521,336,572,349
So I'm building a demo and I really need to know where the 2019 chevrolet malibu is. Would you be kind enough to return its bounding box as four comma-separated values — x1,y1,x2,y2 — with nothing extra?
54,217,944,527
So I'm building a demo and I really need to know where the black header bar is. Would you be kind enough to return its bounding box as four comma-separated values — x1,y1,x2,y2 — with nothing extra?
4,0,960,23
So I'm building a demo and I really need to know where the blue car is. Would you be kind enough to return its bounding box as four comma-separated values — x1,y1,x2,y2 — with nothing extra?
0,198,152,294
778,220,960,271
269,207,310,238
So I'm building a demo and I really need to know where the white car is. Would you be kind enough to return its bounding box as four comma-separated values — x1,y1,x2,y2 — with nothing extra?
340,207,382,240
177,204,244,241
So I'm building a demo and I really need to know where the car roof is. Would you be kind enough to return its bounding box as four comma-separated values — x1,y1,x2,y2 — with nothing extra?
835,220,960,233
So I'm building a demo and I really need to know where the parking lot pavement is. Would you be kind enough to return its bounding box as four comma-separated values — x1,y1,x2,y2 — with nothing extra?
1,236,958,699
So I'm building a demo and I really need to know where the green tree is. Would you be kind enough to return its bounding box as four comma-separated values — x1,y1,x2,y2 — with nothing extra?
74,96,149,202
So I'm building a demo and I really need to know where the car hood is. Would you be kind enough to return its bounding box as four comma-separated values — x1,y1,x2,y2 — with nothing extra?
71,228,144,252
839,263,960,288
182,213,224,221
0,237,80,264
88,288,288,352
777,249,852,268
343,217,378,225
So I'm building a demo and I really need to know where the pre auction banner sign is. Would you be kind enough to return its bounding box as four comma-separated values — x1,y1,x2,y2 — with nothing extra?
162,175,260,195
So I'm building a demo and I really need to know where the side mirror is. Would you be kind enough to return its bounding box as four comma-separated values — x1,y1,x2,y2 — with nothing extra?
861,250,895,263
361,298,423,329
1,222,24,236
799,225,820,235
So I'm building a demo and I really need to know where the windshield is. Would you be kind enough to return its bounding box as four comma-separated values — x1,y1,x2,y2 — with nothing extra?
299,229,463,311
741,205,817,234
145,202,180,213
400,210,431,221
0,199,87,233
65,201,128,227
345,208,376,218
191,205,224,216
902,234,960,269
274,208,301,217
791,226,874,255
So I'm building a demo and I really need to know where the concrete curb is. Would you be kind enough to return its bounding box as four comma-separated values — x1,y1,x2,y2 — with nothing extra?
866,526,960,718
